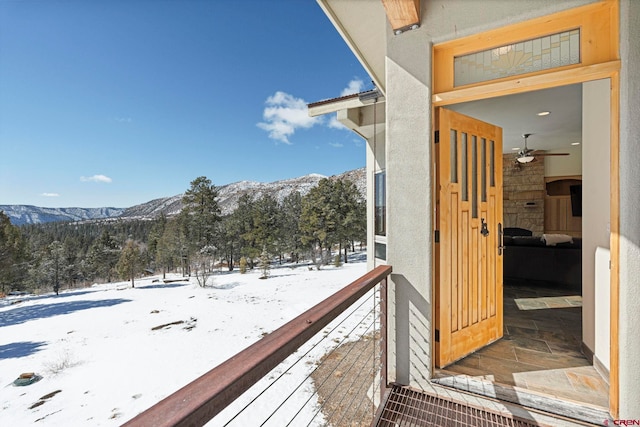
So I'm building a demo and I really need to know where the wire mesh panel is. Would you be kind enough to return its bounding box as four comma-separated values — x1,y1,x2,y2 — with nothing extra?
210,285,383,427
375,385,540,427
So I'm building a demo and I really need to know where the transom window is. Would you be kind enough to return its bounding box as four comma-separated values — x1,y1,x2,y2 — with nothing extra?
454,29,580,87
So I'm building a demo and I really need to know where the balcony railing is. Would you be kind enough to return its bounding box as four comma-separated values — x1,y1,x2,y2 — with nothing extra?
122,265,392,427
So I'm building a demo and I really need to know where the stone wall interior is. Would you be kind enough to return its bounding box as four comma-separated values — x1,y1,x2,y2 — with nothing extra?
502,155,545,235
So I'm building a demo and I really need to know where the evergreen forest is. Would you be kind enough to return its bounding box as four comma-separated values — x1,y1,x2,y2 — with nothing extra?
0,177,366,294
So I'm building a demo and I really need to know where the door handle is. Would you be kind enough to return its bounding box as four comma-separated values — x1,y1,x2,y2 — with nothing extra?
498,223,504,256
481,218,489,237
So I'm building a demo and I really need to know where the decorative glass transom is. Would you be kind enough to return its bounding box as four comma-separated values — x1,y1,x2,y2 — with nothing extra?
454,29,580,87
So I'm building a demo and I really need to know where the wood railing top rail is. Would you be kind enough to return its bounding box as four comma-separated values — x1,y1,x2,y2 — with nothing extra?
122,264,392,427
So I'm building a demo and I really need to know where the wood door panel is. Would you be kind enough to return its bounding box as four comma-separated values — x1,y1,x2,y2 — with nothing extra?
436,108,503,368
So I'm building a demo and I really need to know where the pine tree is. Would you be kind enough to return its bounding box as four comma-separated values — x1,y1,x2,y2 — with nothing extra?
86,230,120,282
147,213,168,273
333,178,366,263
156,219,187,277
0,211,28,294
47,241,64,295
281,191,303,263
116,240,143,288
217,215,240,271
181,176,221,250
180,176,221,276
62,236,82,287
298,178,365,267
252,194,281,260
234,193,260,268
300,179,338,269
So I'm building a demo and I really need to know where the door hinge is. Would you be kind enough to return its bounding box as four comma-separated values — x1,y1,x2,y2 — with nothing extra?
434,230,440,243
434,130,440,143
435,329,440,342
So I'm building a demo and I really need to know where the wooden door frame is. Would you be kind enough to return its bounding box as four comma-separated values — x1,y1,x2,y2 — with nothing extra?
430,0,620,417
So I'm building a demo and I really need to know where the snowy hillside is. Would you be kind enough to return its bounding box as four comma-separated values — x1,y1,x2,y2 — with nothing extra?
215,172,330,215
120,168,365,218
118,194,184,219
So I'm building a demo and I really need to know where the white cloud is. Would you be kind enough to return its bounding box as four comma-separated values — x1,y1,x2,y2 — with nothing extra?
327,115,347,130
329,142,344,148
340,78,365,97
41,192,60,197
80,174,112,183
115,117,132,123
257,91,322,144
322,78,367,133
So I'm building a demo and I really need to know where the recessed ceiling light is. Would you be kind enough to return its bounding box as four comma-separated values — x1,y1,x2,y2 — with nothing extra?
571,142,581,146
537,111,550,116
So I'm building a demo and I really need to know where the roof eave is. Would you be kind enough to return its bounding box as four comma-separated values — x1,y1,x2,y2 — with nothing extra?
316,0,387,93
308,92,386,117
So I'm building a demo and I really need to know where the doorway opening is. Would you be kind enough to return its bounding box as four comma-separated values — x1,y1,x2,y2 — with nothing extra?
433,81,612,422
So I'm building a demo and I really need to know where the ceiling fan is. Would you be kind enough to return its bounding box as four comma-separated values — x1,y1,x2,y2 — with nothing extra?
515,133,570,163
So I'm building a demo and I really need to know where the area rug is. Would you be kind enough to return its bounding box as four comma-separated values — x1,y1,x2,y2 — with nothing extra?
514,295,582,310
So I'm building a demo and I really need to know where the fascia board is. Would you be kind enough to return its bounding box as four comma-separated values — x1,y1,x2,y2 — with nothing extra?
308,96,386,117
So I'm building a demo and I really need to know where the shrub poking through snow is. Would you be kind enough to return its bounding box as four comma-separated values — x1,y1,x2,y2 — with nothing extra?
44,350,77,375
334,254,342,268
259,248,270,279
239,257,248,274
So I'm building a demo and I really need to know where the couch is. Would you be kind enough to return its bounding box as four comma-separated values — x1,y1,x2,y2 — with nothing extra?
503,228,582,290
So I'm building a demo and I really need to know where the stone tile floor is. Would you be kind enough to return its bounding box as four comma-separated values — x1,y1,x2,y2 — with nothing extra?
444,280,609,408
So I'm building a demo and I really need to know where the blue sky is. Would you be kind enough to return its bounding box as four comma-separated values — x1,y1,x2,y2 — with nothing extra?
0,0,371,208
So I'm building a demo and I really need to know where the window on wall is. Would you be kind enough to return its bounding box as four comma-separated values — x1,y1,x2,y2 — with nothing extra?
453,29,581,87
375,242,387,260
375,171,386,236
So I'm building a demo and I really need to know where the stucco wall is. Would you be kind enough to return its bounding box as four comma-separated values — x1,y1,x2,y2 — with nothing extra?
420,0,598,44
617,0,640,419
582,79,611,371
385,55,432,387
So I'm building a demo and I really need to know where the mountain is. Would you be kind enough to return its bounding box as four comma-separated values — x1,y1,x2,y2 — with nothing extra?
0,206,126,226
2,167,366,225
120,168,365,218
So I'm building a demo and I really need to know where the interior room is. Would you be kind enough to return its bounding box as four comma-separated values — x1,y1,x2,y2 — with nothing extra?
437,81,612,411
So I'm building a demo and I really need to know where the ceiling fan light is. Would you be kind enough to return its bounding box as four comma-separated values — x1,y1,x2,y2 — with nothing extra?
517,155,535,163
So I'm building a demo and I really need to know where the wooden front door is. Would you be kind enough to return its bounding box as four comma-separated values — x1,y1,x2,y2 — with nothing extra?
435,108,504,368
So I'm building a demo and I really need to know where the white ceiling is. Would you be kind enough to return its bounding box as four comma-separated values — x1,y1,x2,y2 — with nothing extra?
447,84,582,154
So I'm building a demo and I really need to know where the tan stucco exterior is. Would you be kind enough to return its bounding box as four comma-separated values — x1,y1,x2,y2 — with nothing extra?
617,0,640,418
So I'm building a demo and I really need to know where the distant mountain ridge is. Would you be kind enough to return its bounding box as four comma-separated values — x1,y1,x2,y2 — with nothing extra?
1,167,366,225
0,206,126,226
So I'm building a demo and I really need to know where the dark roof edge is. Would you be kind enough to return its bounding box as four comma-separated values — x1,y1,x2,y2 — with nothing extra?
308,89,384,108
307,92,360,108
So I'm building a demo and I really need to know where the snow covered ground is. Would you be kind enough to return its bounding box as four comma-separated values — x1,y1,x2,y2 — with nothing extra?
0,255,371,426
